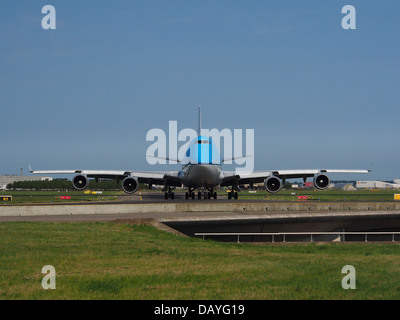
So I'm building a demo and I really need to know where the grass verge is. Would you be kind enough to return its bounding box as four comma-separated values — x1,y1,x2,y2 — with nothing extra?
0,222,399,299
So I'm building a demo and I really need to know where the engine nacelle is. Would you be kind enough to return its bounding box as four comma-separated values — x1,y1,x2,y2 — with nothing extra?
72,174,89,190
314,174,330,190
264,176,282,193
122,176,139,194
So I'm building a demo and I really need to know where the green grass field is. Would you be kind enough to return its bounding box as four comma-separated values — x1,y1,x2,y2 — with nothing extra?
1,222,400,300
1,188,399,204
239,188,400,201
0,190,122,204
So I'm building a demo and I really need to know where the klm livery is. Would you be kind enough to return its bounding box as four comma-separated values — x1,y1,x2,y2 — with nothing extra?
180,135,224,199
30,107,370,200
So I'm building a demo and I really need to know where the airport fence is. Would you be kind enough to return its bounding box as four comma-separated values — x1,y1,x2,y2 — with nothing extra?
194,232,400,243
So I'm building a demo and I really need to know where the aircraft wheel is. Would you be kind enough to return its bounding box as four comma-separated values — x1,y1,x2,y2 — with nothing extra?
234,192,238,200
164,192,169,200
213,192,217,199
171,192,175,200
191,192,195,199
185,192,189,200
228,192,232,200
198,192,202,199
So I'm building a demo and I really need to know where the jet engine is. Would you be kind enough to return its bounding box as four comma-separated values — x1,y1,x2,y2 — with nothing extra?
264,176,282,193
122,177,139,194
72,174,89,190
314,174,330,190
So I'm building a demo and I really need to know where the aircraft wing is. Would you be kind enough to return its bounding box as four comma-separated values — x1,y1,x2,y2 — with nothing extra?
29,166,181,186
221,167,371,186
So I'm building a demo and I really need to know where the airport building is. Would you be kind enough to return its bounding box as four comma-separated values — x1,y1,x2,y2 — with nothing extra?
0,175,53,190
356,180,400,189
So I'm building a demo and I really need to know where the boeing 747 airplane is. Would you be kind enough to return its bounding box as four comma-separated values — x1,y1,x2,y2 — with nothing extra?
30,107,370,200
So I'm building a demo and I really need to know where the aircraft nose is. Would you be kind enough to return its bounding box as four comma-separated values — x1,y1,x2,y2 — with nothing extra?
188,165,220,185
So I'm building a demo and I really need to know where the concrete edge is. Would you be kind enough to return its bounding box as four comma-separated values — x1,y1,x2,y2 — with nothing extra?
1,201,400,217
113,218,189,237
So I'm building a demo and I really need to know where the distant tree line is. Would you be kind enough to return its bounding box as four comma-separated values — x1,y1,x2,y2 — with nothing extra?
6,179,129,191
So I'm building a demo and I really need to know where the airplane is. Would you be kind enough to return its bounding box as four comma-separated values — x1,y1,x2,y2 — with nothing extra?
30,107,371,200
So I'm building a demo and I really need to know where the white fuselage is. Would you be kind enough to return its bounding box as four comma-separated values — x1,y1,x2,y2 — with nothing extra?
179,164,223,188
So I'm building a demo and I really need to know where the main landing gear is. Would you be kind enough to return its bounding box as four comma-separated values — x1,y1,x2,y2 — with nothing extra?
185,188,217,200
164,187,175,200
164,187,238,200
228,191,238,200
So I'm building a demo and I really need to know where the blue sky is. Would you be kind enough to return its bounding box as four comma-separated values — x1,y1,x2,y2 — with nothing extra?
1,1,399,181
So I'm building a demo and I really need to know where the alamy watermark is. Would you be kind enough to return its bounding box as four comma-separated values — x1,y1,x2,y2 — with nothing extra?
341,265,356,290
41,5,56,30
41,265,56,290
40,4,356,31
146,121,255,174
